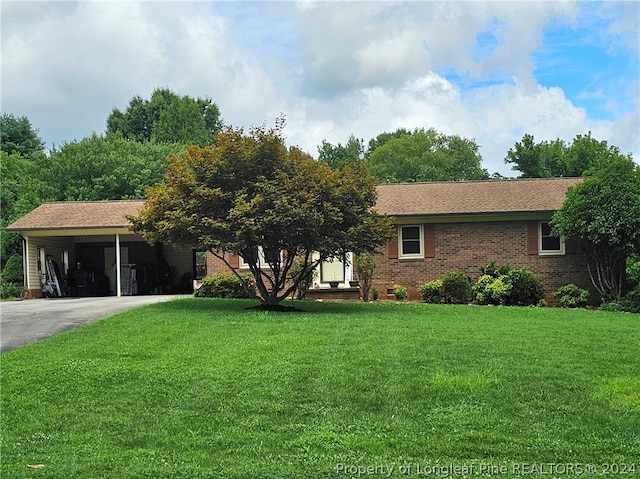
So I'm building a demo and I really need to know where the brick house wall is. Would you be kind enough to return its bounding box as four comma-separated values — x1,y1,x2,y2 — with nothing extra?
204,220,596,304
205,252,238,278
371,220,595,303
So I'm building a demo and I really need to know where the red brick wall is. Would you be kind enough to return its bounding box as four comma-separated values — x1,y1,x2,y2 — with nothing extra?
373,221,595,303
206,252,228,276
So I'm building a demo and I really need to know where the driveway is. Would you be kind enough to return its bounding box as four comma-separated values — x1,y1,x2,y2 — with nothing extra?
0,295,185,353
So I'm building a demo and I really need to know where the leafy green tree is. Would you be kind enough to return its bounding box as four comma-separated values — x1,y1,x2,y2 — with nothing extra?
106,88,223,146
366,128,488,182
505,132,623,178
44,134,184,201
504,134,564,178
130,119,393,308
366,128,412,154
1,151,55,266
0,113,45,157
354,252,377,302
317,134,365,169
563,133,618,176
551,156,640,301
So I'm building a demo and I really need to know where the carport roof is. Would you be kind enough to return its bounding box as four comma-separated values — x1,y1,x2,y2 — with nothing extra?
6,200,145,231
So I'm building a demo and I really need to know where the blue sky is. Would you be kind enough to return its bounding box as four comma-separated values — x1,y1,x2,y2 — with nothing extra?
532,2,638,121
2,1,638,176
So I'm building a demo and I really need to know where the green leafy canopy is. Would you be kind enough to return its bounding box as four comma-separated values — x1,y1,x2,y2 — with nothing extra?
131,118,393,306
551,156,640,300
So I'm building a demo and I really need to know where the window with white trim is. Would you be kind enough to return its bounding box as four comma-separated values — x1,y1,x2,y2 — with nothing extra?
320,257,345,284
399,225,423,258
37,247,45,274
61,250,69,275
539,221,564,255
240,246,280,269
240,247,263,269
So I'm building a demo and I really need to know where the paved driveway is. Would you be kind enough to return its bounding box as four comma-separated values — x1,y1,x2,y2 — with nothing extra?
0,295,185,353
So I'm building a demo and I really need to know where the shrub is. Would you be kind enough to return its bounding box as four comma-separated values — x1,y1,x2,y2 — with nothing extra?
473,274,501,305
441,270,471,304
485,276,512,305
601,286,640,313
1,254,23,283
0,254,24,299
553,284,590,308
393,284,408,301
194,272,257,299
473,268,544,307
505,268,544,306
627,255,640,289
354,252,377,302
0,280,24,299
479,261,511,278
418,280,442,304
371,286,379,301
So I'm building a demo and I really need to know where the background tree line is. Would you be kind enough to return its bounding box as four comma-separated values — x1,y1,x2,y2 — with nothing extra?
2,87,638,305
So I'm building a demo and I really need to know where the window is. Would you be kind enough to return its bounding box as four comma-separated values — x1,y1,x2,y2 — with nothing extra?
61,250,69,275
37,247,45,274
194,251,207,279
539,221,564,255
240,247,262,269
240,247,280,269
400,225,423,258
321,257,345,284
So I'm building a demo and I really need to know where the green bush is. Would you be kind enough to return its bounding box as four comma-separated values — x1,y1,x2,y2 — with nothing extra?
601,286,640,313
371,286,379,301
393,284,408,301
554,284,590,308
479,261,511,278
417,279,442,303
194,272,257,299
505,268,545,306
473,274,503,305
0,254,24,299
627,255,640,289
441,270,472,304
1,254,23,283
354,252,377,302
473,268,544,306
0,280,25,299
485,276,512,305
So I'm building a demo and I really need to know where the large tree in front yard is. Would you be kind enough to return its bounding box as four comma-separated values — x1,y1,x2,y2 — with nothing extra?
130,119,393,308
551,156,640,301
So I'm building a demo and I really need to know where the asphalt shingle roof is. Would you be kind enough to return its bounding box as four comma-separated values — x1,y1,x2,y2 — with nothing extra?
6,200,145,231
7,177,582,231
374,177,582,216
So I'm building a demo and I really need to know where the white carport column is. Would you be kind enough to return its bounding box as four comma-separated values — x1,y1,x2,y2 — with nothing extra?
115,234,122,297
23,236,30,293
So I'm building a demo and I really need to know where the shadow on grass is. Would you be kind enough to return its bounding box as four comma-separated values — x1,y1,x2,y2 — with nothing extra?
157,296,395,316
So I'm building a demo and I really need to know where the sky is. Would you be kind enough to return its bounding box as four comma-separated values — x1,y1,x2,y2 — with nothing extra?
2,0,638,177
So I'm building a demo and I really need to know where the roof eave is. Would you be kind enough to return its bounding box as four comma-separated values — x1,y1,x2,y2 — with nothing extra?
6,226,135,237
389,211,557,224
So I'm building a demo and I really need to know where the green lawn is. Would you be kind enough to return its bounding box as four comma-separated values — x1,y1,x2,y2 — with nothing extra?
1,299,638,478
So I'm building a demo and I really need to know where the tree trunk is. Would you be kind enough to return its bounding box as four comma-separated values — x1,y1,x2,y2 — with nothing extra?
585,243,627,302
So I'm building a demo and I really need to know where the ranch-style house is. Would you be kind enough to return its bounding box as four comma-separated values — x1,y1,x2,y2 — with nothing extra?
7,176,591,302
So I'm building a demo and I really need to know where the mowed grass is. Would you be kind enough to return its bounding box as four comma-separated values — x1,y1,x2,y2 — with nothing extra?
1,299,638,478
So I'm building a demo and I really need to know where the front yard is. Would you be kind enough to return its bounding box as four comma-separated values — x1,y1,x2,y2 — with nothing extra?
1,299,638,478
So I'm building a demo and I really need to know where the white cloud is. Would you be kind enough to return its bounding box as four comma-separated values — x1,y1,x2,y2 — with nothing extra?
1,0,637,176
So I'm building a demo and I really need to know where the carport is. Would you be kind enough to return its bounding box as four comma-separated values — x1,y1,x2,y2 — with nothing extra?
6,200,200,299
